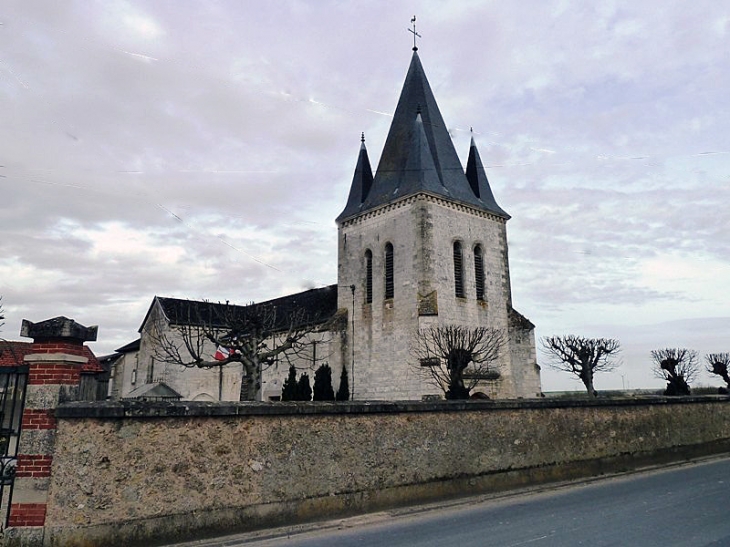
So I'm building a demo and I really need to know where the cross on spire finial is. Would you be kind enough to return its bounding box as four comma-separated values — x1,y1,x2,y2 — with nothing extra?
408,16,421,51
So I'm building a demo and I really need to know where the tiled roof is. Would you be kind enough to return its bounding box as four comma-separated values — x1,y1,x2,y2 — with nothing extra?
337,51,508,222
143,284,339,332
0,340,104,372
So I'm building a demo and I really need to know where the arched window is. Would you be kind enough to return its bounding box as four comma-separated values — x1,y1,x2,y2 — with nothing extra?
453,241,465,298
474,244,485,301
384,243,394,300
365,250,373,304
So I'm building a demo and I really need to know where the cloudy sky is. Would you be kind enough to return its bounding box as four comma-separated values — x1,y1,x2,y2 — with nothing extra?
1,1,728,392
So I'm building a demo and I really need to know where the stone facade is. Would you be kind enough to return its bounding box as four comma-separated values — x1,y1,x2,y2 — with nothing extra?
338,194,540,400
118,296,342,402
134,302,245,401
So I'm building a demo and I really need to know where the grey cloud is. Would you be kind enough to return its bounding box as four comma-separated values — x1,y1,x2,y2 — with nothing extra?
2,1,728,388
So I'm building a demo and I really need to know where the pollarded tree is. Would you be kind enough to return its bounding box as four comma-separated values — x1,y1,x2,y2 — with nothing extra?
706,353,730,393
313,363,335,401
651,348,699,396
149,298,332,401
413,325,504,400
541,335,621,397
335,365,350,401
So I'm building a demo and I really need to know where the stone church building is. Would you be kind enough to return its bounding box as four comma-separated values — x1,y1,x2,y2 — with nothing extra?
112,49,541,402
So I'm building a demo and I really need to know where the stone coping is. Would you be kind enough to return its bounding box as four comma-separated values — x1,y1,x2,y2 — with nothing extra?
56,395,730,419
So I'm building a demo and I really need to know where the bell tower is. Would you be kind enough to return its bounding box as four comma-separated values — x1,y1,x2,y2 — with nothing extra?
336,50,541,400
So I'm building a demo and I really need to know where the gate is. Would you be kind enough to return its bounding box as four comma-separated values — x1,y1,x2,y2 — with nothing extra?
0,365,28,529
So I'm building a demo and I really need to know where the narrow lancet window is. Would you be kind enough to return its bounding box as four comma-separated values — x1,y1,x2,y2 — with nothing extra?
365,250,373,304
453,241,465,298
384,243,394,300
146,357,155,383
474,245,485,301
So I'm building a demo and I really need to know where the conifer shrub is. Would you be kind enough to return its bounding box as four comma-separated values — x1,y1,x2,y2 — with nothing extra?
296,373,312,401
281,365,298,401
313,363,335,401
336,365,350,401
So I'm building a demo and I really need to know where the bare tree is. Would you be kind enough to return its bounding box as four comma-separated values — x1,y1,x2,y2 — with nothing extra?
651,348,699,396
413,325,504,400
148,299,334,401
541,335,621,396
705,353,730,393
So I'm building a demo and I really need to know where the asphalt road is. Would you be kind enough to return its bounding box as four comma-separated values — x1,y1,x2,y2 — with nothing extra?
168,456,730,547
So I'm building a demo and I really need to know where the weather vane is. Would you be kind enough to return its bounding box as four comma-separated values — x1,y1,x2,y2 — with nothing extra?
408,16,421,51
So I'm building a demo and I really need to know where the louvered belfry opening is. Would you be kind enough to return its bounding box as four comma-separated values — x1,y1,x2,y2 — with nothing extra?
384,243,394,300
453,241,465,298
365,250,373,304
474,244,485,301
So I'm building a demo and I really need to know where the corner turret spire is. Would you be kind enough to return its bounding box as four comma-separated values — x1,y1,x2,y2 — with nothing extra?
466,134,509,218
338,134,374,219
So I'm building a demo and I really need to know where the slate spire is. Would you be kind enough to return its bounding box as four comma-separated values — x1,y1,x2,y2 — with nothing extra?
337,51,509,222
339,133,374,218
465,135,509,218
396,112,444,199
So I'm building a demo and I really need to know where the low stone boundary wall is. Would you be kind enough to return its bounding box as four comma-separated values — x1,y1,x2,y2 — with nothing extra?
18,397,730,546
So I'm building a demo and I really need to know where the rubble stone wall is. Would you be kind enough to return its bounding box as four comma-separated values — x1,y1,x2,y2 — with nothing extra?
35,397,730,546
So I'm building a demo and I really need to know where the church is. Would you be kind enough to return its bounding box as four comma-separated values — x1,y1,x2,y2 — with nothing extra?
112,47,541,402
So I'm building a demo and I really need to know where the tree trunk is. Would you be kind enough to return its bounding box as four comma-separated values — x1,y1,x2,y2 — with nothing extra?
582,369,597,397
721,370,730,389
446,349,472,400
239,362,261,401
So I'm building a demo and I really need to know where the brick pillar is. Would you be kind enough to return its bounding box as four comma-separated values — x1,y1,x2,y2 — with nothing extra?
8,317,97,535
